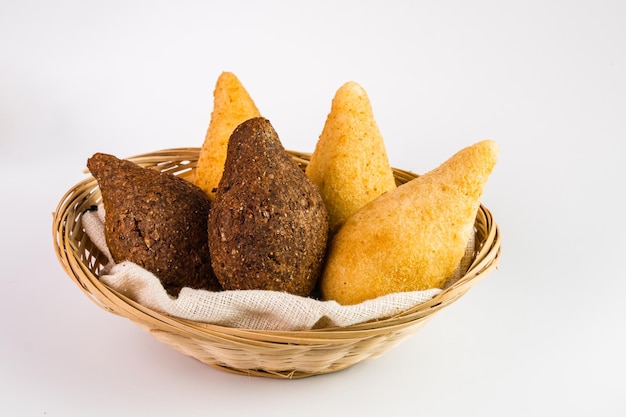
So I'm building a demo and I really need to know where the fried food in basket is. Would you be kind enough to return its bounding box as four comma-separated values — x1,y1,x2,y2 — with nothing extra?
320,140,499,305
208,117,329,297
305,81,397,234
195,71,261,199
87,153,221,297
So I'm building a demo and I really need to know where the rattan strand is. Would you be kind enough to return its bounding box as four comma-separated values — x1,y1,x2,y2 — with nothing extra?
52,148,501,379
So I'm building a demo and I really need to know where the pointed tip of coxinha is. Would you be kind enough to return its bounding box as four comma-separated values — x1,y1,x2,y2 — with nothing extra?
331,81,369,112
430,139,499,189
195,71,261,199
320,139,499,305
306,81,397,234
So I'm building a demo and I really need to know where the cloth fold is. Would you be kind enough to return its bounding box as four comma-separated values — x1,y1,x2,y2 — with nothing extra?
81,206,470,331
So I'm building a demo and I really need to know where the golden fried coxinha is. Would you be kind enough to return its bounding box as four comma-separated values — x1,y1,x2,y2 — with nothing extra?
320,140,499,305
305,81,397,235
195,71,261,199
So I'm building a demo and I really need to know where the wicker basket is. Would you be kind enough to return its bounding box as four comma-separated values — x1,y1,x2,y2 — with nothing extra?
52,148,501,379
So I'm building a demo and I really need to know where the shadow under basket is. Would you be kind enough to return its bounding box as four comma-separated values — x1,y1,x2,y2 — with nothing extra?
52,148,501,379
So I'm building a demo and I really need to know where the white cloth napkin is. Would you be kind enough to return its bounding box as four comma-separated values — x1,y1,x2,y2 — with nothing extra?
82,206,473,331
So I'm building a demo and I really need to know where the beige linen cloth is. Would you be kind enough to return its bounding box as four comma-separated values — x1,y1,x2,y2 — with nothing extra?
82,206,473,331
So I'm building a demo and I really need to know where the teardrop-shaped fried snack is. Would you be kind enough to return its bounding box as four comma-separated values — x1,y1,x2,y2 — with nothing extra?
320,140,499,305
87,153,221,297
195,71,261,199
208,117,329,297
305,81,397,234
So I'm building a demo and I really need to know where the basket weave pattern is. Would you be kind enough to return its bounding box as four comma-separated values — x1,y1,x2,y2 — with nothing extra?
52,148,501,378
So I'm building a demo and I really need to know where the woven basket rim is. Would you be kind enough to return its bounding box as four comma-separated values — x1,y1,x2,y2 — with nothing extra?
52,147,501,377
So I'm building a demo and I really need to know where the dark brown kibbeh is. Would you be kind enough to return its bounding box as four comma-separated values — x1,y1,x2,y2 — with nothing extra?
208,117,329,296
87,153,221,297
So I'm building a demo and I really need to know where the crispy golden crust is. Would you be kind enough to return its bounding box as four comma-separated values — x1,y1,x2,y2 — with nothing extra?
195,72,261,199
208,118,329,297
320,140,499,305
87,153,221,297
305,81,396,235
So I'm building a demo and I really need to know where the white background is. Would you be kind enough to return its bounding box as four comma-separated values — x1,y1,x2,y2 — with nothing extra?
2,1,625,415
